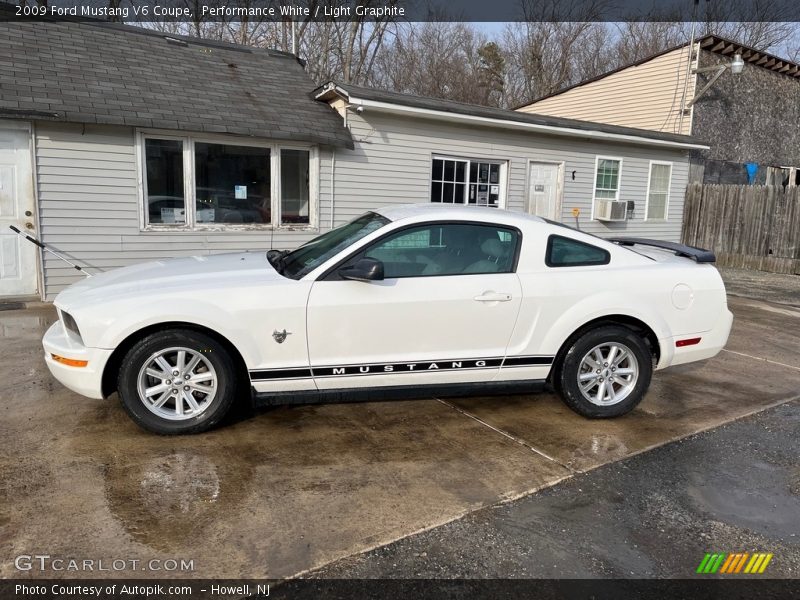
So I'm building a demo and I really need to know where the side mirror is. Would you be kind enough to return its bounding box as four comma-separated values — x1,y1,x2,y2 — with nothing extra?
339,257,384,282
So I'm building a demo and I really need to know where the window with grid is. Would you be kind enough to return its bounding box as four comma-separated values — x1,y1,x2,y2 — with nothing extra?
646,162,671,220
431,157,503,207
593,158,621,202
431,158,467,204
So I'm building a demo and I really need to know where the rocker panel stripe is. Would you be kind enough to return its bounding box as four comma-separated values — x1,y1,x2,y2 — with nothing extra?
249,355,553,382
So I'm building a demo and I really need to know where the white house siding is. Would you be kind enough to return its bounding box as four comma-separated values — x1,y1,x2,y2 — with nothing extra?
334,110,689,237
35,122,330,299
35,116,689,299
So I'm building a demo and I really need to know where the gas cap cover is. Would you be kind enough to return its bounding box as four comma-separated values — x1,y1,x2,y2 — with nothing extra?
671,283,694,310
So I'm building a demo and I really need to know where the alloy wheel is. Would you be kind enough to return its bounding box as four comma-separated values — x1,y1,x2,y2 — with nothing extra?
136,347,218,421
576,342,639,406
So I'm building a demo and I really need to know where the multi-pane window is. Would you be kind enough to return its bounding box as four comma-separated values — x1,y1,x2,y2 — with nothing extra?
142,135,314,229
594,158,621,202
431,158,467,204
431,157,504,207
646,162,672,220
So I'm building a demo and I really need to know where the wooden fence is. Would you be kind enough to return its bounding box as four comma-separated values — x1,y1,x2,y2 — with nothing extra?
682,183,800,274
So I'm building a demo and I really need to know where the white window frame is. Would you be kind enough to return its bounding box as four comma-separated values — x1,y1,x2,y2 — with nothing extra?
135,129,319,231
429,154,509,209
591,155,623,220
644,160,672,221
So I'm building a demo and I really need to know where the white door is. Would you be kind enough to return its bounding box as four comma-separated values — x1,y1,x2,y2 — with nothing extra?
306,222,523,390
528,161,562,220
0,125,38,297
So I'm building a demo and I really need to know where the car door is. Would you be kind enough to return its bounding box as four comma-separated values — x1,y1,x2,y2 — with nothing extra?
306,222,523,390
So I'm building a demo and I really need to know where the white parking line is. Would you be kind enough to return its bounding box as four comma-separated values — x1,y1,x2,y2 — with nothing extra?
722,349,800,372
435,398,577,474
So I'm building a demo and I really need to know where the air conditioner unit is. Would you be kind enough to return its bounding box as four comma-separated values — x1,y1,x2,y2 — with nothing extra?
595,200,628,222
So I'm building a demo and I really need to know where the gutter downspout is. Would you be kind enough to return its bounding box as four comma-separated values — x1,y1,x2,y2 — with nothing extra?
330,149,336,230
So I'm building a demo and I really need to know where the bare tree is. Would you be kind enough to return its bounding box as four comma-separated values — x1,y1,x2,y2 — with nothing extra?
501,20,614,107
496,0,618,107
613,21,686,65
370,21,500,104
691,0,798,51
786,31,800,62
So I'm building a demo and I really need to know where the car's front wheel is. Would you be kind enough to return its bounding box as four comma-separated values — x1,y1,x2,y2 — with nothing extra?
555,325,653,418
117,329,238,434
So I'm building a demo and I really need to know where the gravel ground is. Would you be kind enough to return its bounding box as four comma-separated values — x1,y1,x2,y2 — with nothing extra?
720,268,800,307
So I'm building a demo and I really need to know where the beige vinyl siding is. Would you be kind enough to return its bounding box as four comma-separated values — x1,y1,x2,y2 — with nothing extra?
518,46,697,135
35,122,330,299
335,110,688,239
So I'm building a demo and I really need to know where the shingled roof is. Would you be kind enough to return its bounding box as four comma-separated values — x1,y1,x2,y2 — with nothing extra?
0,9,352,148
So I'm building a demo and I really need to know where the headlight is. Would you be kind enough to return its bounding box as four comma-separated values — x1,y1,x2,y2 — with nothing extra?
61,311,82,340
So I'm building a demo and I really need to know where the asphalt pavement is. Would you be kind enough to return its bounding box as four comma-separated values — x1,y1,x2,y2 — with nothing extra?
309,399,800,578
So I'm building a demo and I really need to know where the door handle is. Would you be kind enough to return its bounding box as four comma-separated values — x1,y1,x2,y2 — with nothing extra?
474,291,512,302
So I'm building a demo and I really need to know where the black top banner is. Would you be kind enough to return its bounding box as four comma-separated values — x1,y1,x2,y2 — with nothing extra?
3,0,800,23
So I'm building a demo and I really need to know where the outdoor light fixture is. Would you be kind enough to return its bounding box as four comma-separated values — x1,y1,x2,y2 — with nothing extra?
730,53,745,74
686,53,744,107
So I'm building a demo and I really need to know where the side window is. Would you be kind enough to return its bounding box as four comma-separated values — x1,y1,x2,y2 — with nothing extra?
546,235,610,267
360,223,519,278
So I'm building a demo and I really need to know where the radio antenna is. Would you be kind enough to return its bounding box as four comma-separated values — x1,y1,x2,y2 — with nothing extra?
9,225,96,277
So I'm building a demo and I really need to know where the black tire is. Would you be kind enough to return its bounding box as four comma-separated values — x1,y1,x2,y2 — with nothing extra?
117,329,238,434
555,325,653,418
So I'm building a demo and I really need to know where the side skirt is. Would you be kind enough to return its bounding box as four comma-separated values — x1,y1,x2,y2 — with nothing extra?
251,379,548,408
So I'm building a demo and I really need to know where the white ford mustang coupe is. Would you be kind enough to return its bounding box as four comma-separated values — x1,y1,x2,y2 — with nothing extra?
43,205,732,434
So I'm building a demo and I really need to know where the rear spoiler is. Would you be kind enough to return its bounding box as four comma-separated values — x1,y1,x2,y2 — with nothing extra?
608,237,716,263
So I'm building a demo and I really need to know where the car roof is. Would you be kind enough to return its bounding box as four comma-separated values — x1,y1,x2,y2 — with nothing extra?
374,204,547,225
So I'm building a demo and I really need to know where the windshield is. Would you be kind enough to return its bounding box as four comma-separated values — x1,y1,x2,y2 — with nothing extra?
278,211,391,279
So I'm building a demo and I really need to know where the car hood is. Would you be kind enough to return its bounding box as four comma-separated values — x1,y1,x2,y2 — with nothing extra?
55,251,283,310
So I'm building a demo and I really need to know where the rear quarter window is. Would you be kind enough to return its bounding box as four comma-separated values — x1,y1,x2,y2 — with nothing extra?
546,234,610,267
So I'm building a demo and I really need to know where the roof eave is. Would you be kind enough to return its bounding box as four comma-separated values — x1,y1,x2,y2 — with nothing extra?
314,81,351,103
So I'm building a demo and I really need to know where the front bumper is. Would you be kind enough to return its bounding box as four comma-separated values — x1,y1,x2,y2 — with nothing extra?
42,321,113,400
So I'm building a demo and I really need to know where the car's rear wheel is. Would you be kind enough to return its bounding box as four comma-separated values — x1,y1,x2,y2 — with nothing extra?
117,329,238,434
555,325,653,418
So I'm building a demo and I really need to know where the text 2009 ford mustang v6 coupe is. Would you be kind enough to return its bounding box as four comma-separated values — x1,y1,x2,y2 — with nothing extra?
43,205,732,434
